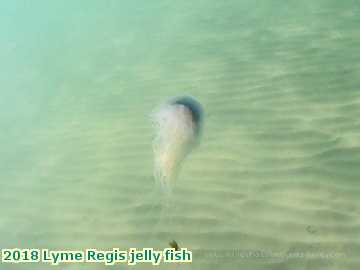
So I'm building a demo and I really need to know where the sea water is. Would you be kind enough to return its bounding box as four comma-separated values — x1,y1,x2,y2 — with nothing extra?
0,1,359,269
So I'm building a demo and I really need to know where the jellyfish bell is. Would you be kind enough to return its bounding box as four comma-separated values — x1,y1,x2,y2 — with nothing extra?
150,96,204,193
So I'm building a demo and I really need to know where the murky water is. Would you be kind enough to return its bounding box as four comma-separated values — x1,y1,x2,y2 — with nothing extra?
1,1,360,269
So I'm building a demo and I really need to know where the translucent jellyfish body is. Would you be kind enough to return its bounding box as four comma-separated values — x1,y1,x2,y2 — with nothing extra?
150,96,204,193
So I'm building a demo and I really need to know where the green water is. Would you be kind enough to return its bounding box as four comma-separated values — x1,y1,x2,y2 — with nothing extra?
1,1,360,269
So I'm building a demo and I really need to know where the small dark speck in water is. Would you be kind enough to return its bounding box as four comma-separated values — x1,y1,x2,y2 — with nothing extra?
169,240,180,251
306,225,317,234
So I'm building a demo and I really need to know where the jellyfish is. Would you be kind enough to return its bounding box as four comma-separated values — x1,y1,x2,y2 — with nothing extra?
150,96,204,193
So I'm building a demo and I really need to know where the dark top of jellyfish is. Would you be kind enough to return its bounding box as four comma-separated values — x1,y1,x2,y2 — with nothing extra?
171,96,203,136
